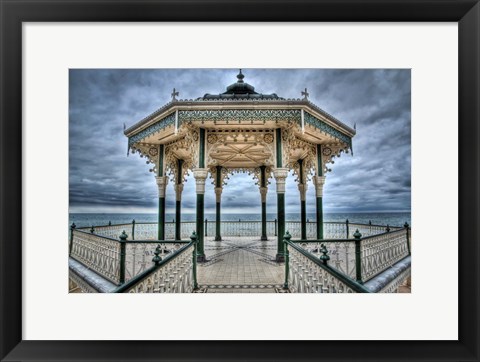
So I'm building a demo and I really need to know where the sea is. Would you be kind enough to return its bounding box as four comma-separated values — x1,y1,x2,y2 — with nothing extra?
69,212,411,229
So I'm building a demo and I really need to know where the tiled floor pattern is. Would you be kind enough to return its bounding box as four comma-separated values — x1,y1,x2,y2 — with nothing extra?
197,236,285,293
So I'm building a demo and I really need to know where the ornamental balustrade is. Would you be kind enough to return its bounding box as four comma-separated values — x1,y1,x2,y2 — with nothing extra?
69,227,195,288
284,240,370,293
77,220,399,240
285,224,411,287
114,241,196,293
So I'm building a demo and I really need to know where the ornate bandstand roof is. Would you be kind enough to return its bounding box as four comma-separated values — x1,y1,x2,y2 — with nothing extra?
124,70,356,180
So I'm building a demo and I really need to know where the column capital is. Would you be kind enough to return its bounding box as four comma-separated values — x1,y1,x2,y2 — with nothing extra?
259,186,268,202
214,187,223,203
312,175,326,197
273,167,289,194
298,183,308,201
175,183,184,201
155,176,168,198
193,168,208,194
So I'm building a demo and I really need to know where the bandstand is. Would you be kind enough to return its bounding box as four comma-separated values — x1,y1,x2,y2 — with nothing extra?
124,70,356,262
68,70,411,293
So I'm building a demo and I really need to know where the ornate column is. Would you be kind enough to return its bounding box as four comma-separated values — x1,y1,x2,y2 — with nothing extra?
297,159,307,240
156,144,167,240
175,158,184,240
313,144,326,239
194,128,207,261
273,168,288,262
214,167,223,241
259,165,268,241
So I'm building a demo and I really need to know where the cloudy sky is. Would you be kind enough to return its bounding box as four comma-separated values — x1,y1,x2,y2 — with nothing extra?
69,69,410,214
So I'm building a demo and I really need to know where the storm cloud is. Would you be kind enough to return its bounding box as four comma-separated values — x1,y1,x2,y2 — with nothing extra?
69,69,411,214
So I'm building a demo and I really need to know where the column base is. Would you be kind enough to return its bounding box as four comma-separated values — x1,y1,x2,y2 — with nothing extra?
196,254,207,263
275,253,285,262
214,236,222,241
261,236,268,241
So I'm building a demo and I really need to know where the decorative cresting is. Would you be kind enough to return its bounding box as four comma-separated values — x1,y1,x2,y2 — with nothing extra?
178,109,301,126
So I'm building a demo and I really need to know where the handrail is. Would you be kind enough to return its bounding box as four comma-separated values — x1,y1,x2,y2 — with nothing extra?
360,227,405,240
114,241,194,293
290,238,355,243
285,240,370,293
124,239,190,244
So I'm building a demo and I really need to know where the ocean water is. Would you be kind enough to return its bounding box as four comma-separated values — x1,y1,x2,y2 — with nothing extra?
69,212,411,229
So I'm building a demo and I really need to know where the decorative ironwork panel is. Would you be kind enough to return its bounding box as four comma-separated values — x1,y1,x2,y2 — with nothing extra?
288,247,358,293
178,109,301,125
361,229,409,281
93,224,132,239
134,223,158,240
294,241,356,278
128,112,176,147
122,244,194,293
70,230,121,284
124,242,186,281
348,223,401,238
304,111,352,148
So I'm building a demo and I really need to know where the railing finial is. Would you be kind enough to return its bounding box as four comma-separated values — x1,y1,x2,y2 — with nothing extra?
320,243,330,264
152,245,162,265
90,225,95,234
353,229,362,239
119,230,128,241
404,222,409,229
71,222,76,230
283,230,292,242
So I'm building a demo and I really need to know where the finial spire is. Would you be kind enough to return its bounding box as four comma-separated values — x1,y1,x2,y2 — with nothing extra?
237,69,244,83
301,88,309,100
171,88,179,101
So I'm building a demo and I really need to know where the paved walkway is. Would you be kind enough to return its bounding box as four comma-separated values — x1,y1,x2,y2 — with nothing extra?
196,236,286,293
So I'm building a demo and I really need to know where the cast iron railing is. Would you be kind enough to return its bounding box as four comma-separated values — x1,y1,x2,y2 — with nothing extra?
69,225,197,290
77,219,401,240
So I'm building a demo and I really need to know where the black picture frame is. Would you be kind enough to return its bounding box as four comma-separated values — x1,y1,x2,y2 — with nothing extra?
1,1,479,361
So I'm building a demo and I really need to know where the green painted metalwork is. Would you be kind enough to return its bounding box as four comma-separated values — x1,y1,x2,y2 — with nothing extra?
317,144,323,176
69,222,76,256
319,243,330,265
152,245,162,265
346,219,350,239
316,197,324,239
404,222,411,255
175,201,182,240
276,193,285,262
128,109,352,149
304,111,352,147
286,240,370,293
283,231,292,289
119,231,128,284
158,144,164,176
128,112,175,147
196,194,205,261
215,165,222,241
175,159,183,241
353,229,363,283
300,200,307,240
190,232,199,290
158,197,165,240
260,165,267,241
178,109,301,127
276,128,282,167
199,128,205,168
132,219,136,240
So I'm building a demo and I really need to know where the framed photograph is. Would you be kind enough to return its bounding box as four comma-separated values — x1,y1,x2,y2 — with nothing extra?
1,1,479,361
